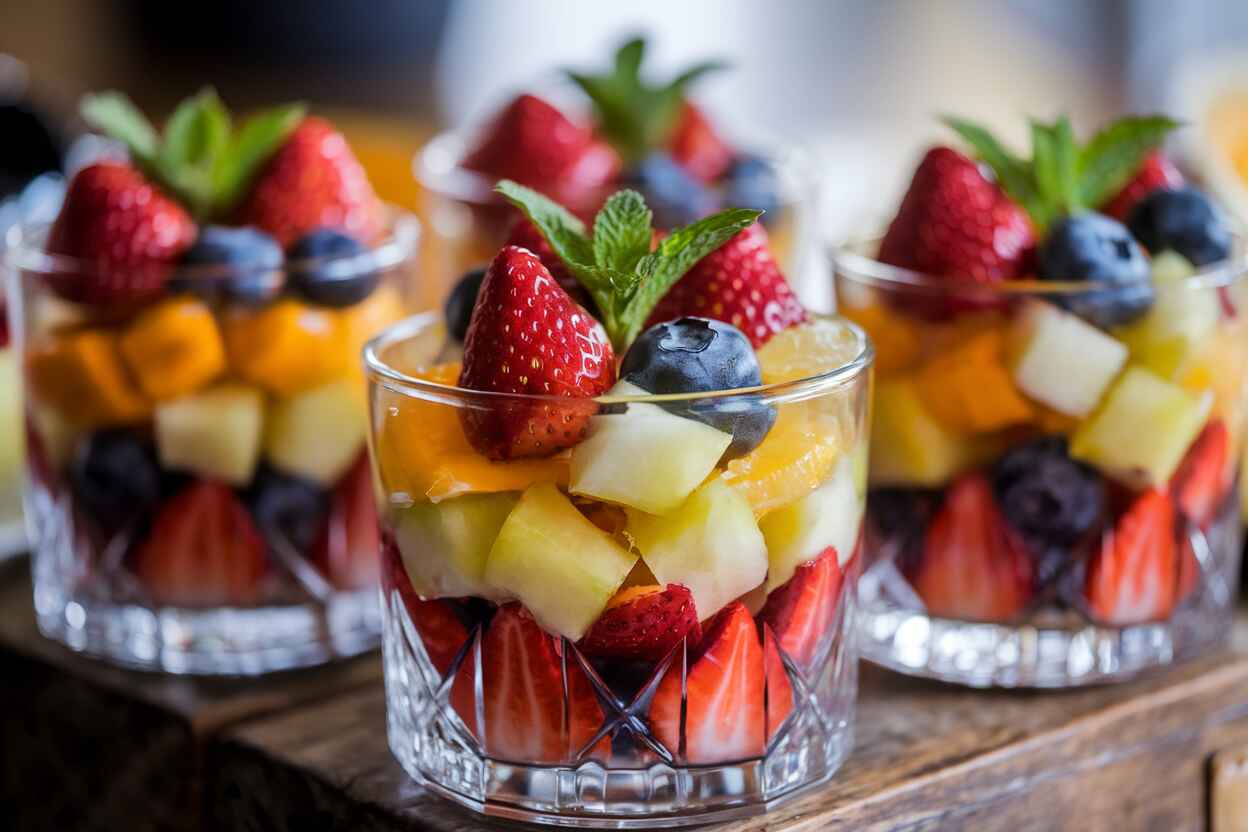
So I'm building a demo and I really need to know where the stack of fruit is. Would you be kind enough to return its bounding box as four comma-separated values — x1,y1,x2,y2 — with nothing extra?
375,181,868,771
16,90,412,614
838,114,1246,635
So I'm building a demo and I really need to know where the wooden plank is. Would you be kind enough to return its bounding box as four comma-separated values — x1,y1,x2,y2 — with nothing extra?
210,618,1248,831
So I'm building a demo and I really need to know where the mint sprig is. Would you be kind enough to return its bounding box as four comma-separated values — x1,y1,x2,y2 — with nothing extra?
497,180,760,351
944,113,1181,231
566,37,727,164
81,88,305,221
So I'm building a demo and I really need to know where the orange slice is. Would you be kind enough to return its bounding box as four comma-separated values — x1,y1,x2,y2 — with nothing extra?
721,403,840,516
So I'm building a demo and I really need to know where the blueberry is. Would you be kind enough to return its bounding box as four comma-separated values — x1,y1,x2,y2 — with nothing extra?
724,154,781,223
70,431,163,530
287,228,380,308
245,465,330,551
1038,212,1153,328
620,317,774,459
624,153,719,228
444,267,486,342
1127,186,1232,267
175,225,284,304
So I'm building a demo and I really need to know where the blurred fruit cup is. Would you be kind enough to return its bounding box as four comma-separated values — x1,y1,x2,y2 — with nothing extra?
833,238,1248,688
364,311,871,825
6,208,419,675
0,292,22,559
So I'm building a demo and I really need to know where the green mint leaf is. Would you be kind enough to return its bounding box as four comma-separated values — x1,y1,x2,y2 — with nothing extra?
157,87,231,218
665,60,730,96
567,70,646,161
1077,114,1181,207
942,115,1038,212
592,190,653,275
80,91,160,169
614,37,646,84
1029,117,1082,227
495,180,605,303
212,103,305,217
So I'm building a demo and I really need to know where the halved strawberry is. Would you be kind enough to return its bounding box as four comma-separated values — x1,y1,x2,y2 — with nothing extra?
312,452,380,590
648,601,765,764
911,473,1034,621
668,102,734,184
1170,420,1230,528
762,624,795,744
1100,150,1184,222
1084,488,1178,626
578,583,701,662
757,546,843,669
130,480,268,607
381,534,470,677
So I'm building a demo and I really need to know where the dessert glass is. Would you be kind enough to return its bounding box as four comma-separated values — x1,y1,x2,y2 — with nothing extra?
835,239,1248,688
6,210,419,674
366,312,871,827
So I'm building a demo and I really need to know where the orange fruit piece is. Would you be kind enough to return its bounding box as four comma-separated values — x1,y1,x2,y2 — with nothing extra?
223,299,349,396
840,303,920,376
27,329,150,427
914,328,1033,435
342,285,406,361
721,402,839,516
119,297,226,400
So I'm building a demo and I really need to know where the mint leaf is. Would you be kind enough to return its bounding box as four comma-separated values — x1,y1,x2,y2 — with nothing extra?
1029,118,1081,228
614,37,646,83
157,88,231,218
213,103,305,215
593,190,652,275
81,91,159,168
496,179,596,270
942,115,1037,213
1077,115,1180,207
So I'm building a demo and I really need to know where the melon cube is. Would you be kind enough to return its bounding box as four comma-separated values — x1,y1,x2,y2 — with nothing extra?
1009,300,1128,418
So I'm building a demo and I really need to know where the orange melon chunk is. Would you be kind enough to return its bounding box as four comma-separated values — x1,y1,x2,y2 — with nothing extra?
119,297,226,400
27,329,149,427
224,300,349,396
914,329,1033,434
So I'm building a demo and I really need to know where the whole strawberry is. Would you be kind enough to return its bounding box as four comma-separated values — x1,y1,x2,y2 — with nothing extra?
669,101,735,183
46,161,196,305
504,217,587,302
236,116,384,247
645,222,806,348
1100,150,1183,221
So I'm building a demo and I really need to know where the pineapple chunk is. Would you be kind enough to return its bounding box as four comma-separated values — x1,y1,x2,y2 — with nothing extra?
155,383,265,486
1115,253,1219,379
1008,300,1128,418
265,377,367,485
394,492,519,600
869,376,988,487
760,455,862,592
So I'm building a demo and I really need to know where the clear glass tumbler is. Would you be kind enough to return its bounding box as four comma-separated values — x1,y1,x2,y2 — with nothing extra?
367,312,872,827
834,239,1248,688
7,210,419,674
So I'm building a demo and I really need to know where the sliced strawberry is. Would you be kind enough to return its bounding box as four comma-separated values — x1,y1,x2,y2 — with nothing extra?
649,601,765,764
578,584,701,662
911,473,1034,621
758,546,843,668
312,452,380,590
668,102,734,183
458,245,615,460
644,223,807,348
236,116,384,247
130,480,268,607
1170,420,1230,528
380,532,470,677
1100,150,1184,222
1176,534,1202,605
46,162,196,306
762,624,795,744
1084,488,1178,626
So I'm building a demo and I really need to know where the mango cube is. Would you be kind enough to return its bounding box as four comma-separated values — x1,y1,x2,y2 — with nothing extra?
119,297,226,400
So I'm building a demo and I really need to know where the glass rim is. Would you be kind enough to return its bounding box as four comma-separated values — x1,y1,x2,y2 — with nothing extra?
364,311,874,407
830,233,1248,295
3,204,422,280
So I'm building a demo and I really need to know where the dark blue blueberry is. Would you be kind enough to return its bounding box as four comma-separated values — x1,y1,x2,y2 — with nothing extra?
623,153,719,228
1038,212,1153,328
620,317,774,459
724,154,781,223
175,225,284,305
245,464,329,551
444,267,486,342
287,228,380,308
1126,186,1232,267
70,431,163,530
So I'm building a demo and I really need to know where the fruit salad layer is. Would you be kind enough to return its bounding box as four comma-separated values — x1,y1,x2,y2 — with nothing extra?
839,114,1247,627
375,183,868,766
16,90,410,607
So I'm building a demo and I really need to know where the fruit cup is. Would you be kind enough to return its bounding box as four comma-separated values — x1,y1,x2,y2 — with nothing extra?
835,113,1248,687
0,295,23,558
365,306,871,825
6,89,420,674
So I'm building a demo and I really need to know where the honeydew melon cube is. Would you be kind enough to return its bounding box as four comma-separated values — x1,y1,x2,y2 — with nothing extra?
393,492,520,600
264,377,367,485
1008,300,1128,418
869,376,985,487
760,455,862,592
1116,252,1219,379
155,383,265,486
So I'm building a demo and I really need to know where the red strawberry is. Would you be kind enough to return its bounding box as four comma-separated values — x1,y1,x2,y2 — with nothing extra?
578,584,701,662
649,601,765,764
758,546,844,668
1170,420,1230,528
762,624,795,744
668,102,734,183
644,223,807,348
504,217,590,304
130,480,268,607
235,116,383,248
911,473,1034,621
380,533,468,677
45,162,195,305
878,147,1035,287
312,453,380,591
1101,151,1183,222
458,245,615,460
1084,488,1178,625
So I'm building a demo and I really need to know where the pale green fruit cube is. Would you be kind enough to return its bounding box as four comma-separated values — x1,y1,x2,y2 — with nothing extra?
1009,300,1128,418
761,454,862,592
393,492,520,600
1116,253,1218,379
870,376,982,487
155,383,265,486
265,377,367,485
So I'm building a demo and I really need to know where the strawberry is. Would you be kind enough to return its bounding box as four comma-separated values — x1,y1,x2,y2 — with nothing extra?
458,245,614,460
1170,420,1231,528
504,217,590,304
236,116,384,247
1100,150,1183,221
45,162,196,305
878,147,1034,287
1084,488,1178,626
644,223,807,347
312,453,380,591
380,533,469,676
578,584,701,662
668,102,734,183
762,624,795,744
649,601,765,764
758,547,844,669
130,480,268,607
911,473,1034,621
